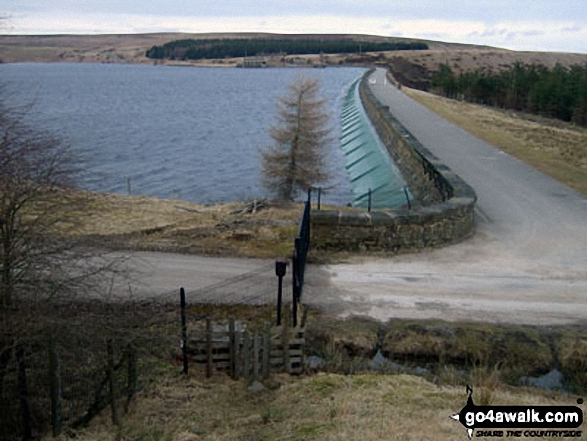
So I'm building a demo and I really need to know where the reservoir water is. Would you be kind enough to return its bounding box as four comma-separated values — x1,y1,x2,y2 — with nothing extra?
0,63,365,205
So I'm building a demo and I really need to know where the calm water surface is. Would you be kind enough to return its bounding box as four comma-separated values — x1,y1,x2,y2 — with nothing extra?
0,63,365,205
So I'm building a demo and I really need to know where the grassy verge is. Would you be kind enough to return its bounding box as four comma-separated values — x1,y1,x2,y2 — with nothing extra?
48,190,364,259
69,368,575,441
305,313,587,394
71,371,586,441
403,87,587,195
51,191,301,258
29,305,584,441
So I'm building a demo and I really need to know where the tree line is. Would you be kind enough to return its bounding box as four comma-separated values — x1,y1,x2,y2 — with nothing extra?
431,62,587,126
146,38,428,60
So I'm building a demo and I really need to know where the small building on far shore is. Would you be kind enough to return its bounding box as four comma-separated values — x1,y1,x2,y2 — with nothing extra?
242,57,268,68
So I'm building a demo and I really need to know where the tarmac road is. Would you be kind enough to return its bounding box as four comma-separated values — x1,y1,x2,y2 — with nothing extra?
118,68,587,325
301,68,587,325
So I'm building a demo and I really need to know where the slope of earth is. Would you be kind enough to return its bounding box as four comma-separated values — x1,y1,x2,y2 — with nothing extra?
68,372,585,441
384,49,587,90
2,32,585,69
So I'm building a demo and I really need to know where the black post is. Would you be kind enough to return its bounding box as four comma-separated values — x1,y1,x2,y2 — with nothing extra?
275,260,287,326
293,237,301,328
180,287,188,375
368,188,372,212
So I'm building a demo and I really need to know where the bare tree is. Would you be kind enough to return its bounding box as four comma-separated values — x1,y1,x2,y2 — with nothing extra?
0,98,98,307
0,98,130,439
260,76,332,201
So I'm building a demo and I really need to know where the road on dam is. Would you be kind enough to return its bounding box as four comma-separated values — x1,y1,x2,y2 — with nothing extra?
118,67,587,325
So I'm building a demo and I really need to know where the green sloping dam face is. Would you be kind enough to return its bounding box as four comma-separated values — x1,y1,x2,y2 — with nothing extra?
340,79,409,209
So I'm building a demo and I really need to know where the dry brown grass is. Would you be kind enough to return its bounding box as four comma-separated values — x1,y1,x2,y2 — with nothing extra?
48,190,361,258
388,49,587,74
403,87,587,195
50,191,306,258
64,371,585,441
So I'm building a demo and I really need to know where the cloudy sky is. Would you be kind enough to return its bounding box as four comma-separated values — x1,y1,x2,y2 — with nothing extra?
2,1,586,53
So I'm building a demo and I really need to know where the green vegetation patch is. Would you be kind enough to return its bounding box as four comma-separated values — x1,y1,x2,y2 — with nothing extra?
431,62,587,127
146,38,428,60
382,321,553,376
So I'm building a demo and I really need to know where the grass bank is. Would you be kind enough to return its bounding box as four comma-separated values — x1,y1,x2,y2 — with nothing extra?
71,371,584,441
53,192,301,258
63,307,586,441
50,190,367,259
403,87,587,195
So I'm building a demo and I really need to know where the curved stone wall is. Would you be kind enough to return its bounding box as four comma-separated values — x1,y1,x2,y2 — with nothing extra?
311,70,477,253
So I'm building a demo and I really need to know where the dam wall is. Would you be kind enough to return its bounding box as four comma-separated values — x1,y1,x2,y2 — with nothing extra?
311,70,477,253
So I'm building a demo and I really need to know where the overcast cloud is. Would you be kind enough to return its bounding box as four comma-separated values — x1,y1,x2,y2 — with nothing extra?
2,1,586,53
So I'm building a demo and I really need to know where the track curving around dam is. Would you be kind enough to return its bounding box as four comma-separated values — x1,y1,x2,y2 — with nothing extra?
116,68,587,325
303,67,587,325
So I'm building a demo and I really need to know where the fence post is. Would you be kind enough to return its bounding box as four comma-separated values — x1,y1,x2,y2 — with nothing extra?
127,177,131,195
206,317,213,378
180,288,188,375
300,306,309,329
283,313,291,374
234,329,241,380
317,187,321,210
229,318,236,379
48,335,63,437
292,239,300,328
17,347,32,441
126,343,137,413
262,322,270,378
107,339,120,426
368,188,372,212
253,331,260,381
243,331,251,381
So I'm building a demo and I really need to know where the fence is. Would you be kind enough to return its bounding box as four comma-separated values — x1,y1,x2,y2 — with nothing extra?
186,315,307,378
292,189,311,326
179,287,308,378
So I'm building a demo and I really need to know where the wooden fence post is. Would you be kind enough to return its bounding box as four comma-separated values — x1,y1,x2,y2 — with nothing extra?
262,322,270,378
48,336,63,437
229,318,236,379
283,313,291,374
300,306,308,329
180,288,188,375
243,331,251,381
253,331,260,381
17,346,32,441
107,339,120,426
206,318,212,378
234,330,241,380
125,343,137,413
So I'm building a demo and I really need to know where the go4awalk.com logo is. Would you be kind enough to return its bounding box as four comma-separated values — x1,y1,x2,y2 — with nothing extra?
450,386,584,439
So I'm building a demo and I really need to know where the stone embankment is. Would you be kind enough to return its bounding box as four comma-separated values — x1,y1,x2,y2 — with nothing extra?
311,70,477,252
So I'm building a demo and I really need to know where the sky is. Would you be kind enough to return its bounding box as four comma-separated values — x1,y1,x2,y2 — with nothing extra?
1,1,586,53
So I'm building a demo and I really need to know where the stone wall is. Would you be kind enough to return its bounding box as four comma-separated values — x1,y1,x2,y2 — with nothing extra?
311,70,477,253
